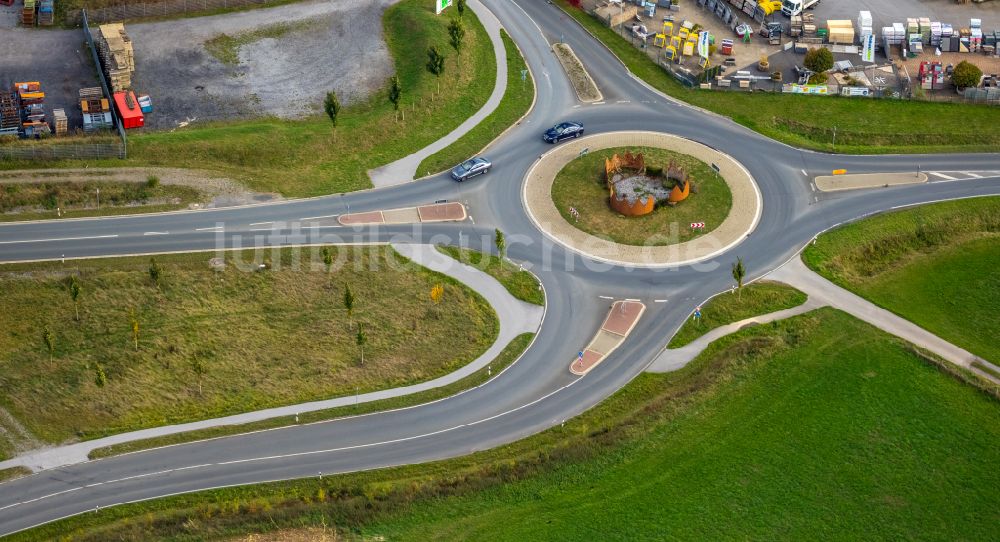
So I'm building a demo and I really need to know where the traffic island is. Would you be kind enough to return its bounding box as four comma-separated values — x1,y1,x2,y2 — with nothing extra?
338,202,467,226
571,300,646,375
814,172,928,192
523,132,761,267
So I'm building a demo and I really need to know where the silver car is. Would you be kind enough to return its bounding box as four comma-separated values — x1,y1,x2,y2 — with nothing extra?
451,157,492,182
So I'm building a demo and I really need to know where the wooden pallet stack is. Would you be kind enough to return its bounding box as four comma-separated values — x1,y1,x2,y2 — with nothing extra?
79,87,113,132
0,90,20,136
21,0,36,26
52,108,67,135
96,23,135,92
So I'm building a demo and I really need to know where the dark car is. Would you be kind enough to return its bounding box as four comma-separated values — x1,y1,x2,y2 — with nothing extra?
542,121,584,143
450,156,492,182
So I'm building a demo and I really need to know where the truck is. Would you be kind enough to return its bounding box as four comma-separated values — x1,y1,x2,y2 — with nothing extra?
781,0,820,17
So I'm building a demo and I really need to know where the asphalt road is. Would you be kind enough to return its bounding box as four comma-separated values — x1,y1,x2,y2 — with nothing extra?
1,0,999,536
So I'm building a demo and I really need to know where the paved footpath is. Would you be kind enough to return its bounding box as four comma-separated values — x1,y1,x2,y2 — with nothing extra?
648,256,1000,386
368,0,508,187
0,243,543,472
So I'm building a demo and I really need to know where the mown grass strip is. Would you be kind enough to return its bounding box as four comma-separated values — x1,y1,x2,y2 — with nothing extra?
0,466,31,483
15,309,1000,541
88,333,535,460
416,30,535,177
0,179,203,222
668,280,807,348
553,1,1000,154
436,246,544,306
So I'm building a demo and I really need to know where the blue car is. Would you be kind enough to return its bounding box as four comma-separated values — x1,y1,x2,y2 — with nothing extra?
542,121,584,143
451,156,492,182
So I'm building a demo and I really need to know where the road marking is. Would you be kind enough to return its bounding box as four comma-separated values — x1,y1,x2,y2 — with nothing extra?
469,216,475,224
963,172,982,178
572,104,581,108
143,231,168,236
809,182,816,191
0,234,118,245
616,100,631,103
625,298,640,302
195,226,223,231
598,295,614,300
249,228,277,232
928,171,958,180
249,221,273,226
299,214,339,221
801,169,808,176
591,101,606,105
654,299,668,303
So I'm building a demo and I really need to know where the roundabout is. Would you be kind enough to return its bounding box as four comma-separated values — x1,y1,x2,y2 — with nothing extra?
522,131,762,267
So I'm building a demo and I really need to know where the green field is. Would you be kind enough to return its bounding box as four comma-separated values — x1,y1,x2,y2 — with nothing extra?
554,1,1000,154
804,197,1000,363
0,246,497,454
19,309,1000,541
668,280,807,348
416,31,535,177
551,146,731,246
437,246,544,305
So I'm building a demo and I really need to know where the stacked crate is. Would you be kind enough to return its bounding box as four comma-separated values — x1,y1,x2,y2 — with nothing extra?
857,11,872,40
15,82,50,137
0,90,20,137
969,19,983,53
37,0,53,25
52,108,67,135
827,20,855,45
79,87,113,132
21,0,36,26
919,17,932,44
97,23,135,92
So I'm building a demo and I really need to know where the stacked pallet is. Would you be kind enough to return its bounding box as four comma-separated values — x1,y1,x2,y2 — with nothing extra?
919,17,932,44
37,0,53,25
52,108,67,135
857,11,872,39
0,90,19,136
21,0,36,26
969,19,983,53
79,87,112,132
15,82,50,137
790,13,816,38
827,20,855,44
96,23,135,92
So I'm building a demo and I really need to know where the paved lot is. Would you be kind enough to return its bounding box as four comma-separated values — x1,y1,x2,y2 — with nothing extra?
810,0,999,30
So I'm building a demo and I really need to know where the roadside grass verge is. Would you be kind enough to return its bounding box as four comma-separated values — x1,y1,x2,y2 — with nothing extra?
19,0,497,197
554,1,1000,154
0,179,203,222
0,245,497,448
87,333,534,460
436,246,544,306
14,308,1000,541
667,280,806,348
803,196,1000,363
551,146,731,246
0,466,31,483
416,30,535,177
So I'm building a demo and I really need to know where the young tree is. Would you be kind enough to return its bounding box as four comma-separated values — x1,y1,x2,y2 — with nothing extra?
448,18,465,70
456,0,466,17
94,363,107,388
42,326,54,361
323,91,341,126
131,312,140,352
388,75,402,112
191,357,208,396
952,61,983,89
731,256,746,299
426,46,446,94
803,47,834,75
356,324,367,366
322,247,333,272
430,284,444,304
148,257,163,289
69,276,81,322
344,284,355,328
494,228,506,268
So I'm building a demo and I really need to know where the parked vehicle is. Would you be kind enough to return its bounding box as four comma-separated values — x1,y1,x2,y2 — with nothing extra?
451,157,492,182
542,121,584,143
780,0,820,17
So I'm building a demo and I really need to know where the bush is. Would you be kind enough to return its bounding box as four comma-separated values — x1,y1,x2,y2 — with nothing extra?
804,47,834,74
146,175,160,189
951,61,982,89
807,73,828,85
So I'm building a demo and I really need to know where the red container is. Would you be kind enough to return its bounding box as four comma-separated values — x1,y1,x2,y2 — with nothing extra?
113,91,145,129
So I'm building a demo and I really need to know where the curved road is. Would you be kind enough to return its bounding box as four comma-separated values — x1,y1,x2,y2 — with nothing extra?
1,0,998,536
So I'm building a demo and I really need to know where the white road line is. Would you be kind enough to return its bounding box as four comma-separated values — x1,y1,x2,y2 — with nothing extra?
654,299,668,303
591,101,606,105
299,214,339,221
928,171,958,180
572,105,581,108
625,298,641,302
598,295,614,300
616,100,631,103
801,169,808,176
0,234,118,245
249,228,277,232
249,221,273,226
195,226,223,231
964,172,982,178
809,182,816,191
143,231,168,236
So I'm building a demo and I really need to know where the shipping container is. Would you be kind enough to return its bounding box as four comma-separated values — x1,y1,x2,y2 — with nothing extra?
113,91,144,129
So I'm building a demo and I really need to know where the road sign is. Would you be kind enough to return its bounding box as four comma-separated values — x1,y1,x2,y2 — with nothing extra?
832,169,847,175
435,0,452,15
690,222,705,229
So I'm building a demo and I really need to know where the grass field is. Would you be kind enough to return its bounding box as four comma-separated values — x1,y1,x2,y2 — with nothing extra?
0,246,497,451
416,31,535,177
88,333,535,460
437,246,544,306
804,197,1000,363
551,146,731,246
17,309,1000,541
554,1,1000,154
0,178,203,222
667,280,806,348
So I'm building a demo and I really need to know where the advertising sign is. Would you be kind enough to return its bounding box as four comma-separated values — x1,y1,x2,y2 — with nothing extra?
861,33,875,63
697,31,710,58
435,0,452,15
788,84,829,95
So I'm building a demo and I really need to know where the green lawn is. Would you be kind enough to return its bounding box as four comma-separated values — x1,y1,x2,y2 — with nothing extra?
416,30,535,177
437,246,544,305
0,178,203,222
0,246,497,451
551,146,731,246
18,309,1000,541
554,1,1000,154
88,333,535,460
668,280,807,348
804,197,1000,363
